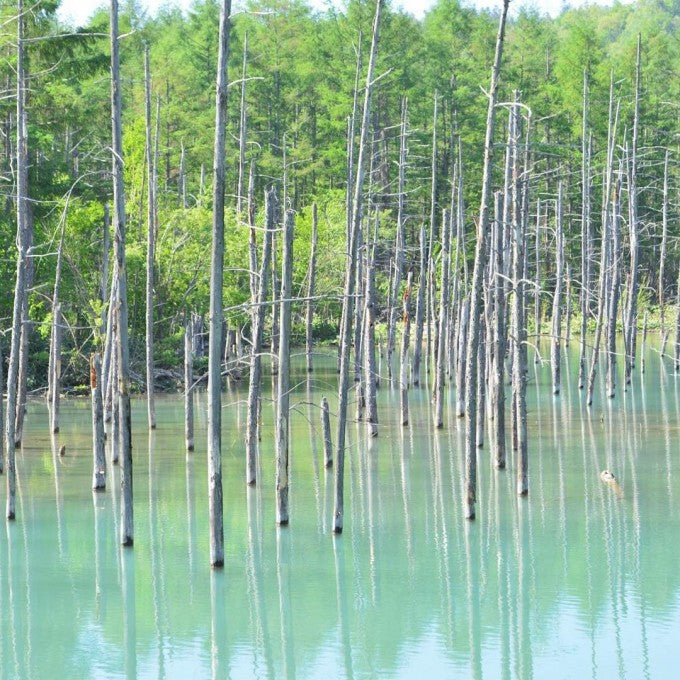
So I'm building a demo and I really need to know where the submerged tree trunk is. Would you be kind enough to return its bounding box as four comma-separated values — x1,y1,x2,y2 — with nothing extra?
434,208,451,429
387,99,408,383
623,36,642,387
463,0,510,520
246,189,274,485
144,44,157,430
400,272,413,427
144,46,158,429
489,192,506,468
206,0,231,566
306,202,318,373
334,0,383,535
578,72,591,389
92,354,106,490
110,0,134,546
275,211,294,525
185,320,194,452
412,224,428,386
7,0,28,519
551,184,564,396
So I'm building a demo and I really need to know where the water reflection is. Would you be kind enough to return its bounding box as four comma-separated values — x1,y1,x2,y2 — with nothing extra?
0,346,679,677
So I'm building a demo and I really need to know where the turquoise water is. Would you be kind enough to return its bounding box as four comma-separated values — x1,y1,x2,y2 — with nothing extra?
1,344,679,679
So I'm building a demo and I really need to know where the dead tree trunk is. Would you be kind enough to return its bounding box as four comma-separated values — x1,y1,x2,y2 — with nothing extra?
237,32,248,215
659,150,669,352
110,0,134,545
623,35,641,386
425,92,439,375
275,210,294,525
246,189,274,485
489,191,506,468
364,220,379,437
412,224,428,386
321,396,332,468
305,202,318,373
92,354,106,490
606,174,622,399
551,184,564,396
185,319,194,452
400,272,413,427
144,43,157,430
434,208,451,429
578,71,591,389
387,98,408,383
334,0,383,535
6,0,28,518
463,0,510,520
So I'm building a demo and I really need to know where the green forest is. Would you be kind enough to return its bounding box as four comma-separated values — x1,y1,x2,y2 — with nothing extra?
1,0,677,390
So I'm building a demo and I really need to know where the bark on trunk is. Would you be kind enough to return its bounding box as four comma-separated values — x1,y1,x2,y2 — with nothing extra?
110,0,134,546
463,0,510,519
305,203,318,373
92,354,106,490
246,189,274,485
275,210,294,525
206,0,232,566
334,0,383,535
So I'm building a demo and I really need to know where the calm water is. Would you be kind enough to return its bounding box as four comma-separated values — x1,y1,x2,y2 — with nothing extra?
1,343,679,679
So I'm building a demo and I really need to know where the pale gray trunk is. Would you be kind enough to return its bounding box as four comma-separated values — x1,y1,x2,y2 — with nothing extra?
275,210,294,525
513,106,531,497
305,202,318,373
641,310,648,374
533,197,541,359
0,342,3,474
50,304,63,434
606,174,622,399
92,354,106,490
246,189,274,485
321,396,332,468
565,264,572,348
400,273,413,427
551,184,564,395
434,208,451,429
425,93,438,375
237,33,248,215
364,227,378,437
6,0,28,518
110,0,134,546
455,296,470,417
489,192,506,468
623,35,641,386
464,0,510,519
387,99,408,383
185,320,194,452
144,44,157,430
578,72,591,388
659,150,669,352
334,0,383,535
412,224,427,386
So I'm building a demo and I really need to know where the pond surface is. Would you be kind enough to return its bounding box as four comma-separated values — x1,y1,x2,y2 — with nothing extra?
1,343,679,679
